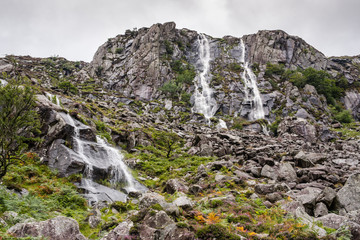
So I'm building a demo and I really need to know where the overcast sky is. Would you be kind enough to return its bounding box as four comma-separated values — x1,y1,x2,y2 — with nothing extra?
1,0,359,62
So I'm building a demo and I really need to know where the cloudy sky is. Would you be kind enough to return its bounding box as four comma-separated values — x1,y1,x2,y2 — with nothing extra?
1,0,359,62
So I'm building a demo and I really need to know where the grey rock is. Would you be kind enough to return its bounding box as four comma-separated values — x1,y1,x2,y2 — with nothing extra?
88,209,101,228
173,195,194,210
101,220,133,240
278,117,317,143
266,192,283,203
254,184,287,195
316,213,346,229
164,179,189,194
316,187,337,207
293,187,322,214
76,179,127,204
295,108,311,119
47,139,85,176
0,217,7,227
188,185,202,196
338,173,360,212
294,207,327,237
278,162,297,182
294,151,327,168
281,200,305,216
261,164,278,180
314,202,328,218
7,216,87,240
233,170,254,180
3,211,18,222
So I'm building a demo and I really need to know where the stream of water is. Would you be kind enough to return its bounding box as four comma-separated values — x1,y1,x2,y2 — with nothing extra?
46,93,144,202
192,33,226,129
239,39,265,120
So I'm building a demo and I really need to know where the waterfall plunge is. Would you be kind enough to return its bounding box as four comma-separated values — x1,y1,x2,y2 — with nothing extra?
239,39,265,120
192,34,226,129
46,93,144,202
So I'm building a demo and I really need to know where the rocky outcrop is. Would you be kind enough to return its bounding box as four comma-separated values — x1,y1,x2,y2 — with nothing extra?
89,22,196,101
243,30,328,69
7,216,87,240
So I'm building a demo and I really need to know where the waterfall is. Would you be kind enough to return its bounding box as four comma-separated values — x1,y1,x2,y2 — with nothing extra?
192,33,226,129
45,93,144,202
192,34,218,123
239,39,265,120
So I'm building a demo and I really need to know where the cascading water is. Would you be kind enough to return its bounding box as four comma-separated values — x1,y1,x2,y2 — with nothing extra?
192,34,218,123
46,93,145,202
239,39,265,120
192,33,226,129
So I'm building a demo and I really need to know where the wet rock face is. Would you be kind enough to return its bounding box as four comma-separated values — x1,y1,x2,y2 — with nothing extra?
7,216,87,240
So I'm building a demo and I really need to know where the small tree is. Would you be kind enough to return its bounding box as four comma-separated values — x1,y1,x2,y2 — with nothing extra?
0,81,40,179
153,131,184,158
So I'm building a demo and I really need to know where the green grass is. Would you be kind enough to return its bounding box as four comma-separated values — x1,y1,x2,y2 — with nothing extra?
0,153,124,239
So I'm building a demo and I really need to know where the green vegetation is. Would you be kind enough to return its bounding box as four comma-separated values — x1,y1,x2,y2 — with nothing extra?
264,63,285,77
152,130,184,158
229,63,243,73
58,80,78,95
160,60,196,102
0,80,40,180
115,48,123,54
94,120,113,143
332,122,360,140
334,110,353,124
164,40,174,55
125,128,215,187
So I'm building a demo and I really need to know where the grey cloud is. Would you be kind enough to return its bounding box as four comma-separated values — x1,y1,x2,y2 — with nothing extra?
0,0,359,61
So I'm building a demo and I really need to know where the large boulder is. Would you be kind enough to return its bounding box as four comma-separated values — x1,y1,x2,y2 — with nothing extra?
164,179,189,194
278,117,317,143
294,151,327,168
7,216,86,240
101,220,133,240
47,139,85,176
338,173,360,212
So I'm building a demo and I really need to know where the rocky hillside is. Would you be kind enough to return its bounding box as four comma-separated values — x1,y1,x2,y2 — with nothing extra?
1,22,360,239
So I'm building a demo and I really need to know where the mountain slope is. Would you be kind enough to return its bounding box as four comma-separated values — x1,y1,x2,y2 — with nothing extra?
1,22,360,239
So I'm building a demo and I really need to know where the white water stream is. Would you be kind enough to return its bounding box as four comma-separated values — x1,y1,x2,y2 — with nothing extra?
192,33,226,129
46,93,142,201
239,39,265,120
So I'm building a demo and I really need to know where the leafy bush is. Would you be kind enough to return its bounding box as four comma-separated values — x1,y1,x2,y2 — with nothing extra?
335,110,353,123
264,63,285,77
176,69,196,85
284,67,344,104
160,80,182,99
164,40,173,55
115,48,123,54
58,80,78,94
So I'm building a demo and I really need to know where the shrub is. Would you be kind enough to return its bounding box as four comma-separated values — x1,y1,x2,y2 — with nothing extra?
164,40,173,55
58,80,78,94
335,110,353,123
160,80,182,99
115,48,123,54
264,63,285,77
229,63,243,72
176,69,196,85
